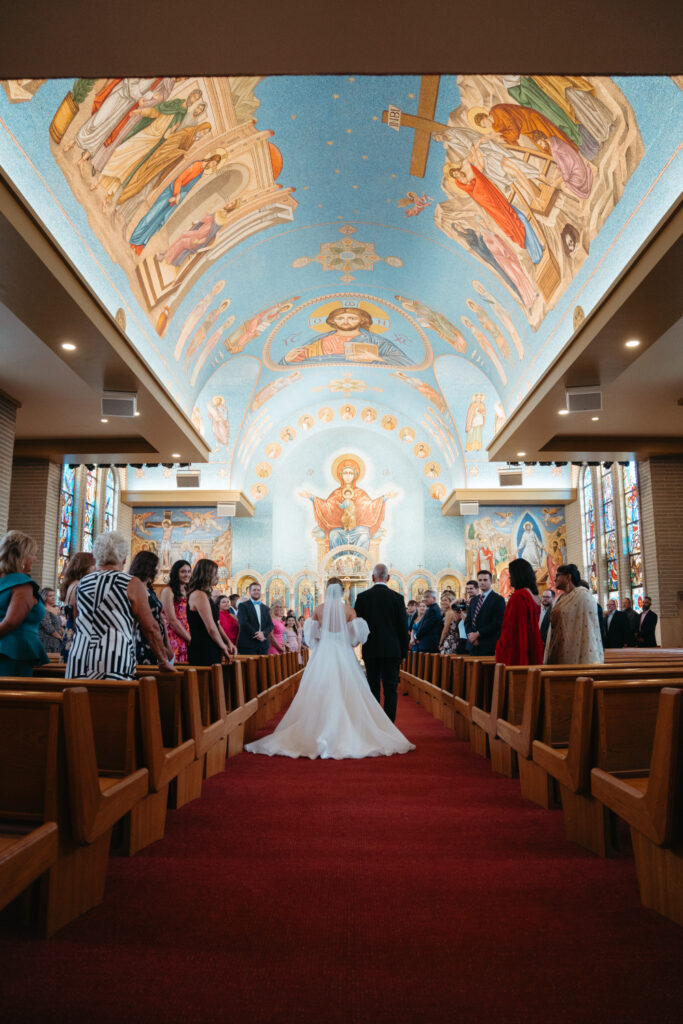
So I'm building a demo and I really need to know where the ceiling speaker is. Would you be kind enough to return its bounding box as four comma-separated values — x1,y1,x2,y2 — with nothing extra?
498,467,523,487
565,385,603,412
217,502,236,517
176,469,200,488
101,390,137,417
459,501,479,516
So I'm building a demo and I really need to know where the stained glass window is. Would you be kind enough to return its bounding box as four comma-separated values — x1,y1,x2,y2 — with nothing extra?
581,468,598,594
623,461,643,611
601,465,619,606
104,469,117,531
82,469,97,553
57,464,76,581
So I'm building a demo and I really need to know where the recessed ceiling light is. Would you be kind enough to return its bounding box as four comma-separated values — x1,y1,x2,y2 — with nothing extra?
134,411,141,417
517,451,526,457
61,342,76,351
558,409,569,416
101,418,108,423
625,339,640,348
171,453,181,458
591,416,599,421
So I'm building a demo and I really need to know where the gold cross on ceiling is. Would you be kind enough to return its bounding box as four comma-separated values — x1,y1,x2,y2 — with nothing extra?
381,75,448,178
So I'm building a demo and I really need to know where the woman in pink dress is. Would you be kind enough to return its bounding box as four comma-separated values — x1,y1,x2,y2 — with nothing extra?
160,559,191,663
268,603,286,654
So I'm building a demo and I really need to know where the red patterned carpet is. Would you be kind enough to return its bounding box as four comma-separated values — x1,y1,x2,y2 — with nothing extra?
2,696,682,1023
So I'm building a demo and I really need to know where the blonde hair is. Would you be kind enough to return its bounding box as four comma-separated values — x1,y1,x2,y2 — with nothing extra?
0,530,38,576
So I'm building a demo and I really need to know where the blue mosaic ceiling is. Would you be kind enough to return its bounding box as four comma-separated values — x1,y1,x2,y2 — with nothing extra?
1,74,681,492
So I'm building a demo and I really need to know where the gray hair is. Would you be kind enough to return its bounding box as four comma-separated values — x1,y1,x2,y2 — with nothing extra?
372,563,389,581
93,530,128,568
423,589,436,599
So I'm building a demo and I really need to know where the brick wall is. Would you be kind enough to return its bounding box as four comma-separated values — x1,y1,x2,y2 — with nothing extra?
0,394,18,535
8,458,61,588
639,456,683,647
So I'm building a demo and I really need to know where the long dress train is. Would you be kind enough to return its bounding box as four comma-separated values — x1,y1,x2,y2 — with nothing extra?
245,584,415,760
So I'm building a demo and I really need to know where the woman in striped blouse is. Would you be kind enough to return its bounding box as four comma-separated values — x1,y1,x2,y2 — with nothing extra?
66,530,173,680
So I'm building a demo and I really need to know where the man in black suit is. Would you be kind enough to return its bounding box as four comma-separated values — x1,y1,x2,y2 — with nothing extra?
635,596,658,647
464,570,505,655
539,588,555,645
413,589,443,653
406,599,418,632
236,582,274,655
354,563,409,722
604,598,631,648
621,597,639,645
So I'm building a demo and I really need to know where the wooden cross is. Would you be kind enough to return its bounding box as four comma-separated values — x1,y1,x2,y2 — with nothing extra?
381,75,448,178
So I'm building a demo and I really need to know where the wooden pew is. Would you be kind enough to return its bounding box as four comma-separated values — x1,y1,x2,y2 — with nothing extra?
0,689,147,935
0,675,190,855
452,657,497,751
219,660,258,755
0,823,59,918
604,648,683,663
532,677,683,856
496,664,683,808
591,687,683,926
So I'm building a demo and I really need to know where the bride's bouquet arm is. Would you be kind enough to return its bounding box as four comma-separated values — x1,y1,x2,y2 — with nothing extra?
347,617,370,647
303,617,321,649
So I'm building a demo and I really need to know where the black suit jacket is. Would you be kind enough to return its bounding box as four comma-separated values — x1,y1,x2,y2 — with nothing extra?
413,602,443,653
539,606,551,645
605,609,631,648
236,600,274,655
354,584,409,661
464,590,506,656
636,609,658,647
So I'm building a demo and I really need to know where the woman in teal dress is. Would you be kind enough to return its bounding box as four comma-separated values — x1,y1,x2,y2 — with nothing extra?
0,531,48,676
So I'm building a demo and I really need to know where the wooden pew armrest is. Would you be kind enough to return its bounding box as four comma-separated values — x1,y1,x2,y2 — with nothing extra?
532,740,572,788
591,768,665,844
0,822,59,911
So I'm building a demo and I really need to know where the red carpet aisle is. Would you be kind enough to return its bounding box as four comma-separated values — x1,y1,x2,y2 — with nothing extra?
2,696,682,1023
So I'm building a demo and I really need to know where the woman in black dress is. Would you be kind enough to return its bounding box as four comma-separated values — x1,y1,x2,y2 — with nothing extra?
128,550,174,665
186,559,236,665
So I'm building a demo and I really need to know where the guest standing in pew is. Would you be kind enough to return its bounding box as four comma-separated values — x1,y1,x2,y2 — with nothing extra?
38,587,64,655
538,588,555,646
413,590,443,653
160,559,192,664
621,597,639,645
544,564,604,665
283,613,302,664
464,571,505,655
409,600,426,651
0,531,48,677
635,596,658,647
495,559,545,666
186,559,236,665
236,581,274,655
59,550,95,660
66,531,174,680
604,598,631,648
439,600,466,655
269,604,286,655
218,594,240,647
129,551,175,665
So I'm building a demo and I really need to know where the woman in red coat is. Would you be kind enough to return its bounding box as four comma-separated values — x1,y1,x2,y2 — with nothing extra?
495,557,545,666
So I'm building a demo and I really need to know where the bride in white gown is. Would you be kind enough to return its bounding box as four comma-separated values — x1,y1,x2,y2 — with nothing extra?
245,581,415,759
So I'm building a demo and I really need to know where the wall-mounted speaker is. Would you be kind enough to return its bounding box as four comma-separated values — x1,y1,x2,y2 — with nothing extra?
217,503,236,517
565,385,603,412
101,390,137,417
176,469,200,488
459,501,479,515
498,467,523,486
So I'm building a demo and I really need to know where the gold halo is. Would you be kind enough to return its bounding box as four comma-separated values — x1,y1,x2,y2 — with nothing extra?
331,453,365,485
308,299,390,334
466,106,492,134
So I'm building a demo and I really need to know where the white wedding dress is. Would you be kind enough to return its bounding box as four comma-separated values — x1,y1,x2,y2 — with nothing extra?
245,584,415,759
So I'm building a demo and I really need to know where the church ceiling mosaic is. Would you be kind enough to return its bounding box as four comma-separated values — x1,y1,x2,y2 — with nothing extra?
1,75,681,491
